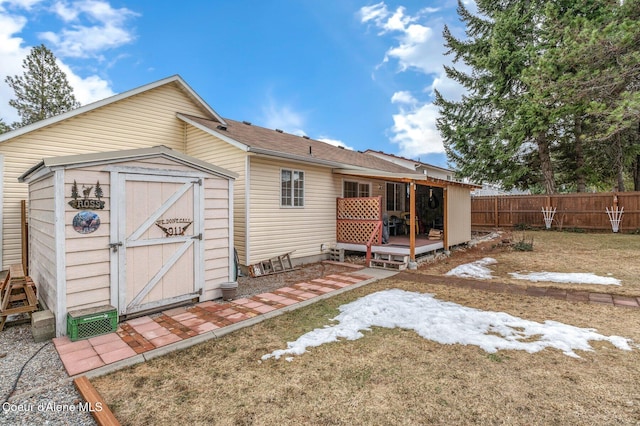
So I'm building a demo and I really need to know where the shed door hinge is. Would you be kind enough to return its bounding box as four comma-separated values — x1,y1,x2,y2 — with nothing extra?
192,179,202,186
192,233,203,240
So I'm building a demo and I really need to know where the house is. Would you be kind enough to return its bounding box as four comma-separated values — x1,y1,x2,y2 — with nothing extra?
0,75,477,277
364,150,456,181
18,146,236,335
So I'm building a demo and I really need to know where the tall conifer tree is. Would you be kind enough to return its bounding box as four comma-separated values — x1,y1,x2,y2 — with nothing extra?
5,44,80,127
435,0,555,192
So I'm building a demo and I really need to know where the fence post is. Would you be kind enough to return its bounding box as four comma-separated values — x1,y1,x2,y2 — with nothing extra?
494,197,498,227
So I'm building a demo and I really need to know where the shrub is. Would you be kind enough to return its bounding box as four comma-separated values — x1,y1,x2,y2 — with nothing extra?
514,223,531,231
564,227,585,233
513,233,534,251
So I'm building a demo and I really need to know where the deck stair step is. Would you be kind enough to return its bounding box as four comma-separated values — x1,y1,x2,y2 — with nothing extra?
370,252,409,270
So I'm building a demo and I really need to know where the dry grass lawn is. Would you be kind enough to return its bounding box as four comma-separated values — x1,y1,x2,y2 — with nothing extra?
93,236,640,426
422,230,640,296
93,232,640,425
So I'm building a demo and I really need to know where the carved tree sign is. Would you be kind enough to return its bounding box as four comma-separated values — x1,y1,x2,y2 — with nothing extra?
69,180,105,209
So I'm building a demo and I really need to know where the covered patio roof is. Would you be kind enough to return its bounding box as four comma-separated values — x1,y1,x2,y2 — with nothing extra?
332,168,480,189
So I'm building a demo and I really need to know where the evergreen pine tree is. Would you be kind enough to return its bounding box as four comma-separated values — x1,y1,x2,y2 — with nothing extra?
0,118,9,134
5,44,80,127
435,0,554,192
94,181,103,199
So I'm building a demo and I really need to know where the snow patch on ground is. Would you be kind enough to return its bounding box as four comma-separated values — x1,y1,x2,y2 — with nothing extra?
509,272,621,286
445,257,497,280
446,258,621,286
261,289,632,361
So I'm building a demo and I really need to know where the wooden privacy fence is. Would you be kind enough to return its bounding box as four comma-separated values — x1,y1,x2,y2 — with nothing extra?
472,192,640,232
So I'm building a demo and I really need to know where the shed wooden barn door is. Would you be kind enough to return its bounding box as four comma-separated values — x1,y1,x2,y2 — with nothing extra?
113,173,203,316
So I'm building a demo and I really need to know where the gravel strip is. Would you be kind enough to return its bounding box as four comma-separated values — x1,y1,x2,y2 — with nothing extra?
0,324,96,425
236,261,363,299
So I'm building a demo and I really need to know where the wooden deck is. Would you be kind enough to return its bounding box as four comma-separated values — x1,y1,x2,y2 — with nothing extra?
336,235,444,257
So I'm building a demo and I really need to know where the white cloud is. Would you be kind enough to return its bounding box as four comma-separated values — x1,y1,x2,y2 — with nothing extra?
361,3,443,75
427,69,466,101
0,8,33,122
358,2,390,28
260,99,307,137
390,97,444,156
51,0,78,21
359,2,469,160
0,0,43,10
0,1,133,123
390,90,416,105
58,60,113,104
318,136,353,150
42,0,138,58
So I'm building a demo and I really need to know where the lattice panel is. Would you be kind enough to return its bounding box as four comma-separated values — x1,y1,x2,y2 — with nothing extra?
337,196,381,220
337,220,381,244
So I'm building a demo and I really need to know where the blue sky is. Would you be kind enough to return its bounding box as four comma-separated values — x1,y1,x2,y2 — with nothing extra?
0,0,473,168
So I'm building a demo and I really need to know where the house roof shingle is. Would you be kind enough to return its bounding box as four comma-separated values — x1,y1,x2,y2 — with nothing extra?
180,114,419,175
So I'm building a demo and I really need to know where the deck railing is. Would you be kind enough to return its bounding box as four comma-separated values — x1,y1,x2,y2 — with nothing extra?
336,196,383,251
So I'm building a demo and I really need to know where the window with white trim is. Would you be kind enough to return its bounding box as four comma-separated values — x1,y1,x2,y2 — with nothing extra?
386,182,404,211
343,180,370,198
281,169,304,207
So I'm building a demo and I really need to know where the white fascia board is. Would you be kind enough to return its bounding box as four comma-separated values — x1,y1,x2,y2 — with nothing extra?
176,113,249,152
1,75,224,143
247,147,347,169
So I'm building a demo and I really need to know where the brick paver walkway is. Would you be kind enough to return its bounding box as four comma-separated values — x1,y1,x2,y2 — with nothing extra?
53,272,373,376
53,269,637,376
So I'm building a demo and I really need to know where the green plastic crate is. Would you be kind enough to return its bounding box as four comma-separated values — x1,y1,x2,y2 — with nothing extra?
66,305,118,341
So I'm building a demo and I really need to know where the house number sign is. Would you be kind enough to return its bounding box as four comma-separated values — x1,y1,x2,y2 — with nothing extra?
155,218,193,237
69,180,105,209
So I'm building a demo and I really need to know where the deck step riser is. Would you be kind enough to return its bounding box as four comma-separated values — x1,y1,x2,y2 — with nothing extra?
370,252,409,271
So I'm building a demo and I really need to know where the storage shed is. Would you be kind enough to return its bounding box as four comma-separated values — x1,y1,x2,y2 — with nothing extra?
19,146,237,336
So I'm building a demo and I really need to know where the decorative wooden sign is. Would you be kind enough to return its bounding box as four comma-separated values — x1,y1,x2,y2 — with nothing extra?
72,211,101,234
155,218,193,237
69,180,105,210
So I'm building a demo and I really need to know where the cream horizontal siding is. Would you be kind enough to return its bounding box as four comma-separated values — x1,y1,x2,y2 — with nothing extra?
0,82,212,269
446,185,472,247
27,175,57,314
185,125,248,264
64,168,112,311
202,177,232,300
248,157,339,265
67,288,110,312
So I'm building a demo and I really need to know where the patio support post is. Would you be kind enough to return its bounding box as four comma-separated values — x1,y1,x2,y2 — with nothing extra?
409,181,416,261
443,187,448,251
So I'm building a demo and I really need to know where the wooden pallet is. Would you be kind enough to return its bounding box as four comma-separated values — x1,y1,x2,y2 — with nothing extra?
249,252,298,277
0,264,38,331
370,252,409,270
